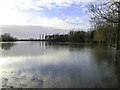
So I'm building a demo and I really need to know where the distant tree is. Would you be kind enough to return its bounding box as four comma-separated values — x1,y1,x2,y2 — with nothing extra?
85,31,93,43
94,27,106,43
0,33,18,41
68,31,86,43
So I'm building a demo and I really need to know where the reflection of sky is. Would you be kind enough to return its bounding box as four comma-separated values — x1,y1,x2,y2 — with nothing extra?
0,42,118,88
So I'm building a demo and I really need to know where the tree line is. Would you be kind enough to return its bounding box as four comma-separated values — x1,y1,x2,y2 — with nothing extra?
0,31,96,44
0,27,118,48
45,31,94,43
0,33,18,41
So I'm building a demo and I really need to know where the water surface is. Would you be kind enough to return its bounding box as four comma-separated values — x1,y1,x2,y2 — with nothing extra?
0,41,119,88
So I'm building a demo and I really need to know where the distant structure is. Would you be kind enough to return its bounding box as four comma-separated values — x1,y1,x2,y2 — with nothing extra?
39,34,45,40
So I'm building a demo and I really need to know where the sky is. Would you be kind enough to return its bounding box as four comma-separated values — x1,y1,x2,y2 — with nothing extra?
0,0,96,39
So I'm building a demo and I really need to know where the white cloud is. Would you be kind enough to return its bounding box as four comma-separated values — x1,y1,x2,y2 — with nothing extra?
0,0,97,11
28,16,90,30
0,0,32,25
33,0,97,10
0,9,30,25
0,0,91,30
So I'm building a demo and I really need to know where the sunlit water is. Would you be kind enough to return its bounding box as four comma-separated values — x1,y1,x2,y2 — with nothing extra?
0,41,119,88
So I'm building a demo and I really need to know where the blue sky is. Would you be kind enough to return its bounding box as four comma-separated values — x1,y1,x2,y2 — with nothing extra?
0,0,96,38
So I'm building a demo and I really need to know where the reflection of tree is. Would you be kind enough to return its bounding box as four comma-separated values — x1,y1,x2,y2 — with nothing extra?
93,46,120,88
114,52,120,89
93,45,114,64
37,41,90,52
1,43,15,50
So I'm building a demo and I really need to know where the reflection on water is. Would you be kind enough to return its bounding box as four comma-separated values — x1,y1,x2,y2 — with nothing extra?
0,42,16,50
0,41,119,88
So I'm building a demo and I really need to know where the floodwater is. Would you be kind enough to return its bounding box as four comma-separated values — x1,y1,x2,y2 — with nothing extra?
0,41,119,88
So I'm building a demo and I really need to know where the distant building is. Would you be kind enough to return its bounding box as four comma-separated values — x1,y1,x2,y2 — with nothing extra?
40,34,45,40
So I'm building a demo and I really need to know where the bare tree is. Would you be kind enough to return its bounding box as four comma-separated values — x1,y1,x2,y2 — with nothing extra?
89,0,120,50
